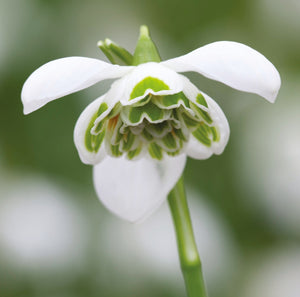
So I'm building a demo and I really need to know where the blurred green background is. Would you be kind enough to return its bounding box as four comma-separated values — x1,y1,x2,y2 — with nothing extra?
1,0,300,296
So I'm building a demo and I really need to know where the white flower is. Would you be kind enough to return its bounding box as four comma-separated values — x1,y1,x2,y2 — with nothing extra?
21,27,280,222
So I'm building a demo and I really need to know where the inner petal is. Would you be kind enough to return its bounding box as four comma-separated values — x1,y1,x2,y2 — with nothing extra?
120,101,172,126
130,77,170,100
145,121,172,138
120,62,184,106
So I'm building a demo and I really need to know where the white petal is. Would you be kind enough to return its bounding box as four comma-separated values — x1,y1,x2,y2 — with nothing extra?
119,62,184,106
93,154,187,222
22,57,133,114
162,41,281,102
74,96,107,165
181,76,230,159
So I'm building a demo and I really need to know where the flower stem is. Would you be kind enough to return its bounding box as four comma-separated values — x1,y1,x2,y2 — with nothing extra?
168,176,208,297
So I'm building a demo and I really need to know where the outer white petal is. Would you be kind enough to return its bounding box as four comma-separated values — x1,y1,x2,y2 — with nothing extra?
182,76,230,159
119,62,184,106
93,154,187,222
162,41,281,102
22,57,133,114
74,96,107,165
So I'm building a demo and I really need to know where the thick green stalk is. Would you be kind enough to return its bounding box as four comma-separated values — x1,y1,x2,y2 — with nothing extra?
168,176,208,297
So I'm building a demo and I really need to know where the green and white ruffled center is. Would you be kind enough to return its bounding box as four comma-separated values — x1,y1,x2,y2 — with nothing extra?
85,76,221,161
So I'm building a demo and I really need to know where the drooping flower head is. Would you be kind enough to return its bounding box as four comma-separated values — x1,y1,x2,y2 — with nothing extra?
21,26,280,222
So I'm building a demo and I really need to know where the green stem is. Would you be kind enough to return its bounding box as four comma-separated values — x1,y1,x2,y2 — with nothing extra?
168,176,208,297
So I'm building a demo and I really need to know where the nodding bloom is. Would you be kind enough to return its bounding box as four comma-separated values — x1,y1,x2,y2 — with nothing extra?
21,26,280,222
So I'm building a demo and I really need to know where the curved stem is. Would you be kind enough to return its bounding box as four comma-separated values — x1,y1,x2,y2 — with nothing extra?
168,176,208,297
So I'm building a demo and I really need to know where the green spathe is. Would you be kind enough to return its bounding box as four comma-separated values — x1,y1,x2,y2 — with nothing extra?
132,25,161,65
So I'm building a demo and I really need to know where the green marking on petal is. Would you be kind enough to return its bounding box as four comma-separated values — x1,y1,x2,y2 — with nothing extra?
93,119,106,134
122,131,136,152
111,129,123,145
196,93,208,108
161,132,178,150
179,110,200,129
97,102,108,116
85,112,98,151
111,144,123,157
127,145,143,160
132,95,152,107
128,101,168,124
158,131,183,153
169,116,181,129
93,130,105,152
107,102,121,119
192,123,212,147
148,142,163,160
210,126,220,142
120,124,130,134
153,92,190,109
201,122,211,135
141,128,154,141
130,77,170,100
145,121,172,138
167,150,181,157
92,102,114,135
128,109,142,124
191,102,213,124
85,111,105,153
173,128,188,142
129,124,144,135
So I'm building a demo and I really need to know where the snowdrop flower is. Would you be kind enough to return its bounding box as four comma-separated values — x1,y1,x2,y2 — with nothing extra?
21,26,280,222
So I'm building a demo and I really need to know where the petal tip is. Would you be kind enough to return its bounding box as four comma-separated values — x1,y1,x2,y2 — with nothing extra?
261,69,281,103
23,107,31,115
21,97,41,115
